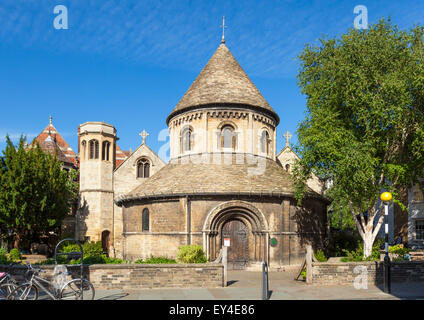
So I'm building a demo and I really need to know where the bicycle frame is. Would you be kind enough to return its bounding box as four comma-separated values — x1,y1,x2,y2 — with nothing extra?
26,273,60,300
0,263,19,286
0,274,11,285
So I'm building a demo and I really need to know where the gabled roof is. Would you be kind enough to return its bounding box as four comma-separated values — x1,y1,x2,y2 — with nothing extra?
166,43,279,124
114,142,165,171
276,145,300,161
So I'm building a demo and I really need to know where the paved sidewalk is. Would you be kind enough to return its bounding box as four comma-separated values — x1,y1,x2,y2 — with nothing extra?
91,271,424,300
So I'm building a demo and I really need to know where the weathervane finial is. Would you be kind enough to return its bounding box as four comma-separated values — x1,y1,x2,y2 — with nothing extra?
221,16,227,44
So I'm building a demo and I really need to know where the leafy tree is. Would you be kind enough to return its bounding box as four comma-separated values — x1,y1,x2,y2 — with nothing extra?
0,135,77,249
293,19,424,258
328,201,356,230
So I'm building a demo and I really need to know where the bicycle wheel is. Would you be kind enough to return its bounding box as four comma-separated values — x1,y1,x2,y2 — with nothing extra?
6,283,39,300
0,283,17,300
60,279,95,300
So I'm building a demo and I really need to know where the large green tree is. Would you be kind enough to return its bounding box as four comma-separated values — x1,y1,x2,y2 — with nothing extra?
0,135,77,249
293,19,424,258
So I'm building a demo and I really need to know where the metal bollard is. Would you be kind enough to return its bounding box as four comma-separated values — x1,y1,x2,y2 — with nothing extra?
380,192,392,294
383,201,391,294
384,254,391,293
262,261,269,300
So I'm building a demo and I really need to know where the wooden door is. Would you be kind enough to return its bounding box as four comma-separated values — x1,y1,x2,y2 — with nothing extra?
101,230,110,257
221,219,249,270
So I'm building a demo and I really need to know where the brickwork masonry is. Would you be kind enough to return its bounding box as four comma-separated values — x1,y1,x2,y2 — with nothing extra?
0,263,224,290
311,261,424,286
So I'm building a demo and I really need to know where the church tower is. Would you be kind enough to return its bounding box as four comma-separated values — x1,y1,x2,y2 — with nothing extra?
76,122,117,246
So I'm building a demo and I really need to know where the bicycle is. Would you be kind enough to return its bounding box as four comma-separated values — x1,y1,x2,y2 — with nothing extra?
0,262,37,300
6,262,95,300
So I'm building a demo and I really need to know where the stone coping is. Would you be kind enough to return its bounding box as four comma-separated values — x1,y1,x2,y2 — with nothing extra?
312,261,377,266
0,263,223,269
312,260,424,266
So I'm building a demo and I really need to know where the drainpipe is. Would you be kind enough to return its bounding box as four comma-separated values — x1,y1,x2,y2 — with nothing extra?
186,195,191,245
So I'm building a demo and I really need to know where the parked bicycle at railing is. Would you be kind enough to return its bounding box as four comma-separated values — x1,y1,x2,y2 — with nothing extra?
0,262,37,300
6,262,95,300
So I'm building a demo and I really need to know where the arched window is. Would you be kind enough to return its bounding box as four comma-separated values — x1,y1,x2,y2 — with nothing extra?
260,130,271,155
89,139,99,159
81,140,86,160
220,125,237,150
180,127,193,153
142,208,149,232
137,158,150,178
102,141,110,161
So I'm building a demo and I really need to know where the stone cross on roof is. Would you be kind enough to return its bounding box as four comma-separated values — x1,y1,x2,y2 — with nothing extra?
283,131,292,147
221,16,227,44
139,129,149,145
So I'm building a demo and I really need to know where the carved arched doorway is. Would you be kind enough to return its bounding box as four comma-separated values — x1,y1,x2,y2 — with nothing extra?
203,201,269,269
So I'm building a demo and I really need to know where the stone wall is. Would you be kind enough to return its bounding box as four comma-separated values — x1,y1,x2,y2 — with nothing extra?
0,263,224,290
121,195,327,267
311,261,424,286
168,108,277,161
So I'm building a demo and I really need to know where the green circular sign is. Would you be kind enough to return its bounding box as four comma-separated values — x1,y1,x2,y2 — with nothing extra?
270,238,277,247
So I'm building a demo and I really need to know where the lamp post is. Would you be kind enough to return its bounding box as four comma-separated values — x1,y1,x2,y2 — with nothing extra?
380,191,392,293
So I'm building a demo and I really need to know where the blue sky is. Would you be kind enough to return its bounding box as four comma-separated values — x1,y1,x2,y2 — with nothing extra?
1,0,424,159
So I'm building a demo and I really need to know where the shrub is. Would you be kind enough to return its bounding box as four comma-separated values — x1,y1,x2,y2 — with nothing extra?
81,255,106,265
177,245,207,263
389,244,410,261
9,248,22,261
315,249,327,262
341,238,384,262
60,243,80,253
81,241,104,257
37,241,128,265
104,257,126,264
134,256,177,264
0,248,11,264
36,256,127,265
61,241,103,256
56,241,105,263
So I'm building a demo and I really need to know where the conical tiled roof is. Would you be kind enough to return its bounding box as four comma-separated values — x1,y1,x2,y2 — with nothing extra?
37,135,74,166
32,118,77,166
166,43,279,124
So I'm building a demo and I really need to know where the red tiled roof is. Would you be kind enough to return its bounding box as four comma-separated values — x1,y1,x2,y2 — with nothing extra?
32,122,77,166
34,120,131,169
116,144,130,168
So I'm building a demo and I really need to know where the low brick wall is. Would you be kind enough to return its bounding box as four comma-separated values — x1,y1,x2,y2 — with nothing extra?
311,261,424,286
0,263,224,290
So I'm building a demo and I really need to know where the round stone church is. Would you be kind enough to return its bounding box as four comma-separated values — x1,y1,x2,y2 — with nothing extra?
76,40,329,269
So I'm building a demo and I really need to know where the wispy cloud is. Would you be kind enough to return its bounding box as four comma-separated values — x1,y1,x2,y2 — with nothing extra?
0,0,351,78
1,0,424,79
